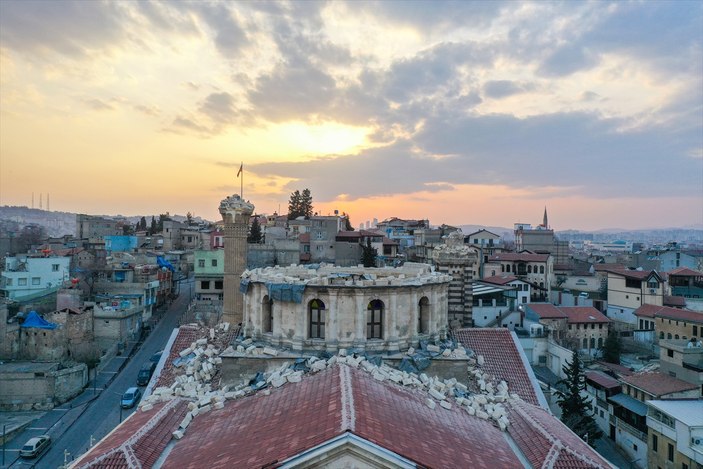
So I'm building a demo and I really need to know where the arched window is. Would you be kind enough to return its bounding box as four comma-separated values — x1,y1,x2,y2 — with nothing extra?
590,337,596,349
597,337,603,348
262,295,273,333
418,297,429,334
367,299,384,339
501,265,505,273
528,265,532,273
667,333,672,339
582,338,588,349
309,299,326,339
675,334,679,340
540,265,545,274
660,332,665,339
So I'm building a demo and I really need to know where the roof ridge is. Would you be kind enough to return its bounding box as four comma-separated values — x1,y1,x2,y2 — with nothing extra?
339,364,356,433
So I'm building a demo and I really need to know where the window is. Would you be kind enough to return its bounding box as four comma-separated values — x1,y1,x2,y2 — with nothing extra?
418,297,429,334
18,278,27,286
309,299,325,339
539,266,545,274
262,296,273,333
5,278,11,286
598,337,603,348
647,280,659,289
31,277,40,285
668,443,674,462
668,333,672,339
201,281,210,290
52,264,59,271
198,259,205,268
214,280,223,290
694,325,698,336
668,349,674,358
633,444,638,452
652,434,658,453
590,337,595,349
528,265,533,273
211,259,217,267
682,463,688,469
367,299,384,339
583,338,588,349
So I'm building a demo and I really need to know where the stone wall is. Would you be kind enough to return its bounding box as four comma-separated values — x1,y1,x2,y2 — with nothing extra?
0,362,87,410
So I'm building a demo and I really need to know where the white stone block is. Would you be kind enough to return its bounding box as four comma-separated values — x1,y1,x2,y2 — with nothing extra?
426,398,436,409
477,355,485,366
442,349,451,357
339,348,347,357
141,403,154,412
180,413,193,429
179,347,193,357
210,328,215,340
407,347,415,355
263,347,279,356
440,400,452,410
245,345,256,354
242,338,253,346
173,430,184,440
476,410,489,420
429,388,445,401
213,402,224,410
466,406,476,416
196,338,207,346
199,404,211,414
287,373,302,383
426,344,441,353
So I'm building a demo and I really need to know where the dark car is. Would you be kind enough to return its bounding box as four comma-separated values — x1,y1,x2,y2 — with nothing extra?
136,361,156,386
121,387,142,408
150,350,163,364
19,435,51,458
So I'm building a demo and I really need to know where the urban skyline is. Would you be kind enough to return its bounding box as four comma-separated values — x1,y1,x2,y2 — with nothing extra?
0,1,701,231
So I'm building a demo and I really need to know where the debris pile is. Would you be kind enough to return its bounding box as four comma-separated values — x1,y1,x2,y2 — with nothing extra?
140,328,513,442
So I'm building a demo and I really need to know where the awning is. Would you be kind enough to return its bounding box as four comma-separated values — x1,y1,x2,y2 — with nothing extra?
608,393,648,416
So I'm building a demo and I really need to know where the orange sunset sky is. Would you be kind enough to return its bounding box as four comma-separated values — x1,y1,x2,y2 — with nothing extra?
1,1,701,231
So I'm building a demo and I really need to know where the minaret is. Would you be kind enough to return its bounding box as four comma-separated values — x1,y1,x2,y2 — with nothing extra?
219,194,254,326
543,206,548,229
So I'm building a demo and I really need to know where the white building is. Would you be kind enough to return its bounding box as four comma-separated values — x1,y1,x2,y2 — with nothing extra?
1,255,71,300
646,400,703,469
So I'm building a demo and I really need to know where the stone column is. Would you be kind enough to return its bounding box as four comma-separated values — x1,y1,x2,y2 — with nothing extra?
388,291,399,352
326,290,339,353
354,291,366,349
219,194,254,326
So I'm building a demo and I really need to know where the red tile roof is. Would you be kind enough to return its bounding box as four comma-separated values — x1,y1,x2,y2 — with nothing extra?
633,303,664,318
74,399,190,469
560,306,610,324
595,361,634,377
604,268,661,280
586,371,620,390
668,267,703,277
654,307,703,324
454,328,542,407
527,303,568,320
508,399,612,468
664,295,687,307
482,275,520,285
489,253,550,262
621,371,698,397
165,365,522,468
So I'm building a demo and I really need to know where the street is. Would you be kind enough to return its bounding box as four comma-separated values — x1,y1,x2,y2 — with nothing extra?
2,278,192,469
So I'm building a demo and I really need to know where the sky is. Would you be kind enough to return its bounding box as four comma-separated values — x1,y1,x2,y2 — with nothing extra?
0,1,701,231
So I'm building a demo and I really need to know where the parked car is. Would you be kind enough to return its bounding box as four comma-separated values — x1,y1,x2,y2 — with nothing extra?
137,361,156,386
19,435,51,458
150,350,163,364
121,387,142,408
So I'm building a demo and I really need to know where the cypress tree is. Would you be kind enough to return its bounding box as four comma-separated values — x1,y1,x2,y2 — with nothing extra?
555,352,603,446
361,237,377,267
600,331,622,364
248,216,262,243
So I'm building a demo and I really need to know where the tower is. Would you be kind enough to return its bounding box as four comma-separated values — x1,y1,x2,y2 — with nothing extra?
543,206,548,229
219,194,254,326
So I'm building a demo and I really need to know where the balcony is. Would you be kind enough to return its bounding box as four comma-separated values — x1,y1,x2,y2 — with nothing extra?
617,419,647,442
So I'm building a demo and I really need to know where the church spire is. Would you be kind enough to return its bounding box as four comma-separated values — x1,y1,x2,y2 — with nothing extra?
543,206,548,229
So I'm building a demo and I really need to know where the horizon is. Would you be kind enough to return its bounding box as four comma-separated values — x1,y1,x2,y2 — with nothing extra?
1,1,701,232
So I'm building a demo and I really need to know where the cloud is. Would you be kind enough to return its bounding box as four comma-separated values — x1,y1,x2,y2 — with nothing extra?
133,104,160,116
199,92,237,124
82,98,115,111
167,116,213,136
483,80,535,99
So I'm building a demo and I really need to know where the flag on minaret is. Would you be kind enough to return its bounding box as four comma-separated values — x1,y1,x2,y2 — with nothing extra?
237,163,243,177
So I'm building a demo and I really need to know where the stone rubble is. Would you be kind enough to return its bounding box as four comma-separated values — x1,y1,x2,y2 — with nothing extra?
140,325,513,442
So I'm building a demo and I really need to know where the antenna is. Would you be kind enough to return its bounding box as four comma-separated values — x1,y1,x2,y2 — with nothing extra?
32,192,34,209
39,193,43,209
47,193,50,211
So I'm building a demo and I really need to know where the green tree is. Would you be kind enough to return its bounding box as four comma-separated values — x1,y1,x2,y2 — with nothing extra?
555,352,603,446
248,215,262,243
157,213,171,232
186,211,194,225
600,331,622,364
300,188,313,218
287,190,301,220
361,237,377,267
139,216,147,231
149,216,157,235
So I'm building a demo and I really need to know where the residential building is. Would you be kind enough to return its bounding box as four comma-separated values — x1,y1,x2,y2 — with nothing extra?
561,306,611,355
605,268,664,326
646,400,703,469
309,215,344,263
471,277,523,329
669,267,703,311
609,372,699,467
1,255,71,301
584,370,621,436
481,275,531,305
655,307,703,342
194,250,224,302
375,216,429,251
524,303,569,341
91,294,145,344
513,209,569,265
486,252,553,301
75,214,121,239
162,219,186,251
658,339,703,396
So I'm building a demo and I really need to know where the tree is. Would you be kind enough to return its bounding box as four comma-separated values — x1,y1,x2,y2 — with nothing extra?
555,352,603,446
149,216,157,235
287,188,313,219
186,211,194,225
139,216,147,231
300,188,313,218
248,216,262,243
157,213,171,232
361,237,377,267
600,331,622,364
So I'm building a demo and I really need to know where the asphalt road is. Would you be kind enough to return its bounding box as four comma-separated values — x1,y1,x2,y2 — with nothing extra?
3,279,192,469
